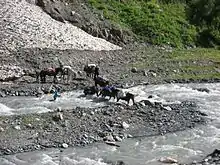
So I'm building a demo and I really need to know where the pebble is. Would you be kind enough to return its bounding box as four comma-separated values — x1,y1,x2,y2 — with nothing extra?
122,122,129,129
61,143,68,149
14,125,21,130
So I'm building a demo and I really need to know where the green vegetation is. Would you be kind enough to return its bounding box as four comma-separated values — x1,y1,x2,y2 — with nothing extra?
187,0,220,47
88,0,196,47
131,47,220,80
88,0,220,48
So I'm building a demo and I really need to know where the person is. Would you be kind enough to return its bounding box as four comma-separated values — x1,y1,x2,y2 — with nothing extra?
53,86,61,101
94,66,99,79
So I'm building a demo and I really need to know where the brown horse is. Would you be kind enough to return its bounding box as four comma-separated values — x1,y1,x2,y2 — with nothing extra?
99,86,120,100
36,67,63,83
117,92,135,105
84,64,99,79
94,76,109,87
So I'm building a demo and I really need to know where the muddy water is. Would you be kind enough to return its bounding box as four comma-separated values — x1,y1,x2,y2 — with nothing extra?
0,83,220,165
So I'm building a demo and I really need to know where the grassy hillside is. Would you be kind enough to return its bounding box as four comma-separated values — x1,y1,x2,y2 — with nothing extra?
88,0,220,48
130,47,220,81
88,0,197,48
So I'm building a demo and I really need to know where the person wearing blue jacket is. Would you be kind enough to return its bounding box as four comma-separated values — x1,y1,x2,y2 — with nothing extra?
53,87,61,101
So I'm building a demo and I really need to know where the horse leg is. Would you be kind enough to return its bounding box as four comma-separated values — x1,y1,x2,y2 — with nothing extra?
66,74,70,84
132,97,135,105
53,75,57,83
40,75,44,83
127,98,130,105
43,76,46,83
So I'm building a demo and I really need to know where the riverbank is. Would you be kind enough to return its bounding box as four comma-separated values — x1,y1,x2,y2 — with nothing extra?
0,99,207,156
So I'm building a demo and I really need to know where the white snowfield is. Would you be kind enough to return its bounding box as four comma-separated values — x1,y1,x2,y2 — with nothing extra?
0,0,121,80
0,0,121,51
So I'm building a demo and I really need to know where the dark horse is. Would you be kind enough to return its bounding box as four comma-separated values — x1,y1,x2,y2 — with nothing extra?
36,67,63,83
99,86,120,100
117,92,135,105
83,86,99,97
83,64,99,79
94,76,109,87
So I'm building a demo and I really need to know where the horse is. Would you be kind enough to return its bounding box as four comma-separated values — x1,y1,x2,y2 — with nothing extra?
36,67,63,83
94,76,109,87
83,86,99,97
117,92,135,105
61,65,77,83
83,64,99,79
99,86,120,100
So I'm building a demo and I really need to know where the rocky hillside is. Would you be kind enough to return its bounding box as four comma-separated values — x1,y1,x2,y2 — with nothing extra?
0,0,123,81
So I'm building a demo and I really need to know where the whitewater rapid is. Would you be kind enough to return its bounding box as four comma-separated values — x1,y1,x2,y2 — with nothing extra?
0,83,220,165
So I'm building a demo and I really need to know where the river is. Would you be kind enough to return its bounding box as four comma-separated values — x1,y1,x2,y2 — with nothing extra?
0,83,220,165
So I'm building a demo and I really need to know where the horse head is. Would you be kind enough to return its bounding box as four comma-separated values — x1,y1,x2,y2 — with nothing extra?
55,67,64,75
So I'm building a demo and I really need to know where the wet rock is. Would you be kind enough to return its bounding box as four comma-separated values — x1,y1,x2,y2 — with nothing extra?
53,112,63,121
131,67,137,73
105,141,120,147
56,107,62,112
121,122,129,129
194,88,210,93
26,123,33,129
140,100,154,107
127,134,133,138
114,135,122,142
0,91,6,97
159,157,178,163
14,125,21,130
104,123,113,132
61,143,68,148
162,106,172,111
104,135,115,142
0,126,4,132
149,71,157,77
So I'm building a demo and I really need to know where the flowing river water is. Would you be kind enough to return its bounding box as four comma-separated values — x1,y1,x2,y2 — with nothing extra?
0,83,220,165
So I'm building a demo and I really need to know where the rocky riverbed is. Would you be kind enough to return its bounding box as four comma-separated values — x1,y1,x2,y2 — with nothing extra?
1,0,220,164
0,99,207,156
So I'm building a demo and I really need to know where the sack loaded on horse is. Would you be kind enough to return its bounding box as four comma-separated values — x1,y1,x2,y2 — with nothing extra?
36,67,63,83
61,65,77,83
83,64,99,79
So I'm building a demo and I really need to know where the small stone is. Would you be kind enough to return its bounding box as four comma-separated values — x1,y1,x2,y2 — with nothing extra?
122,122,129,129
53,112,63,121
62,143,68,149
127,134,133,138
150,72,157,77
131,67,137,73
159,157,178,164
57,107,62,112
114,136,122,142
163,106,172,111
105,141,120,147
104,135,115,142
0,126,4,132
26,123,32,128
14,125,21,130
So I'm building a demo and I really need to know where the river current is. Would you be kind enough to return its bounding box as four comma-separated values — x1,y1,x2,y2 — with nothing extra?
0,83,220,165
